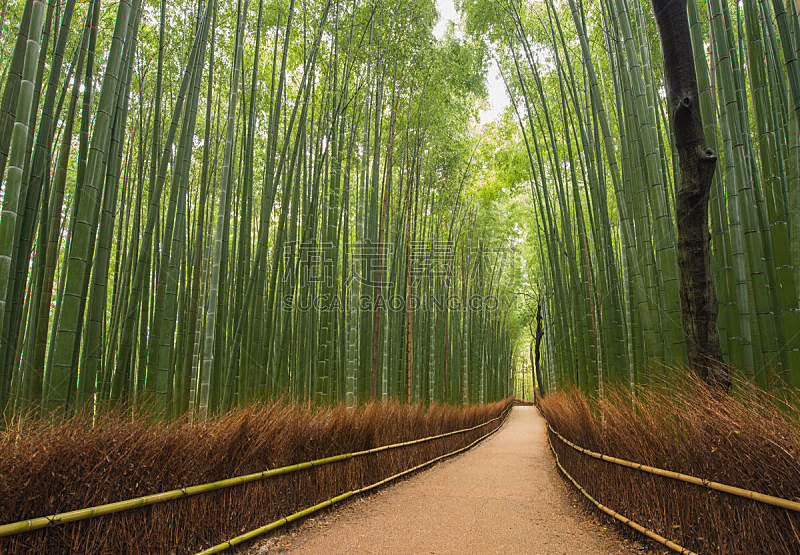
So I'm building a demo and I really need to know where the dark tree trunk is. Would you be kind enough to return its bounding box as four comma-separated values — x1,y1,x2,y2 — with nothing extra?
534,302,545,397
527,339,533,402
651,0,728,387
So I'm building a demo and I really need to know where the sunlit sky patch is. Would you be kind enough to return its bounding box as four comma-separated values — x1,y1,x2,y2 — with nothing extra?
434,0,510,126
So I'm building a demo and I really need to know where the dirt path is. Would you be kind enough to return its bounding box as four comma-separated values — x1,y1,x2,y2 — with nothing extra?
253,406,642,554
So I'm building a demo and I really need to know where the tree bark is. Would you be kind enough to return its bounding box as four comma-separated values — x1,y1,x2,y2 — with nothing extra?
534,302,545,396
651,0,728,387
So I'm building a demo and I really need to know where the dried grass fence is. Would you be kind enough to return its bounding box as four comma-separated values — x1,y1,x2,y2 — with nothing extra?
0,399,511,553
541,373,800,554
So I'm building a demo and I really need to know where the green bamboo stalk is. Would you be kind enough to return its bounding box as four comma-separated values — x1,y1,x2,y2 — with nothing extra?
0,0,46,410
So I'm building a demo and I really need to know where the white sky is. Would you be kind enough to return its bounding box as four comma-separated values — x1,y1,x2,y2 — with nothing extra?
434,0,510,126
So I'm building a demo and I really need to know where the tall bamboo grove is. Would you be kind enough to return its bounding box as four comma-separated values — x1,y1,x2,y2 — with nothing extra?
463,0,800,394
0,0,516,418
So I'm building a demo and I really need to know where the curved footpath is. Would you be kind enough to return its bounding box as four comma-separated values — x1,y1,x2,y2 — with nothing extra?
250,406,646,554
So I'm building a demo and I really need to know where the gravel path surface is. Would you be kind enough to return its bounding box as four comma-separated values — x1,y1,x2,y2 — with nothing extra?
251,406,645,554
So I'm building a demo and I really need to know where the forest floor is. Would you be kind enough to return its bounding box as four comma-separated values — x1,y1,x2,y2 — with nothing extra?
248,406,657,554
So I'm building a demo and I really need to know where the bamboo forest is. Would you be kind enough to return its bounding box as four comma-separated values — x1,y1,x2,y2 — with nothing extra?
1,0,800,551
